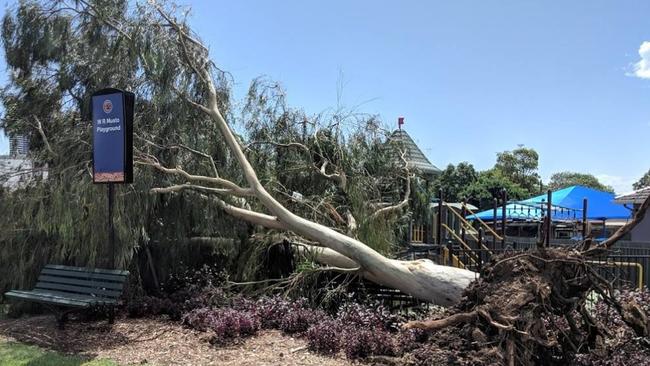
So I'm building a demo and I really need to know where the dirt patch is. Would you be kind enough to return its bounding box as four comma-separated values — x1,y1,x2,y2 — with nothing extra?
0,315,354,365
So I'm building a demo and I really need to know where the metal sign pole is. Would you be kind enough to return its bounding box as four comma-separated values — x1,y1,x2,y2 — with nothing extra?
92,88,134,269
108,183,115,268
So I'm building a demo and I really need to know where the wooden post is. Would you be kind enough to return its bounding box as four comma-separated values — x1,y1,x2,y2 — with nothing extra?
461,197,467,244
546,189,552,247
436,189,443,245
493,198,498,250
425,180,432,244
582,198,588,239
478,227,484,272
443,202,451,254
501,189,507,248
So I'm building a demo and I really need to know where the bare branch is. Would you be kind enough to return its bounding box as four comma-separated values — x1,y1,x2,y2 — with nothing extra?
172,144,220,178
367,151,411,220
150,182,233,196
138,159,252,197
148,0,208,52
151,184,286,230
246,139,347,190
33,115,57,157
74,0,133,41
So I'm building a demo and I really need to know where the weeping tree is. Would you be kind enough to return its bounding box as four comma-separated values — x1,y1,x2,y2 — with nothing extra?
0,0,251,293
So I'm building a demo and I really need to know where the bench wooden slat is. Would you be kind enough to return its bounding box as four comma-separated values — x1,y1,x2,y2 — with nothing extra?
35,282,121,298
40,268,128,283
44,264,129,276
4,264,129,329
5,291,91,308
31,289,117,305
37,275,124,291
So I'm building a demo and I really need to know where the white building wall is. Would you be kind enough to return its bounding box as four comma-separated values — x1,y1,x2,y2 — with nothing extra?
0,156,46,189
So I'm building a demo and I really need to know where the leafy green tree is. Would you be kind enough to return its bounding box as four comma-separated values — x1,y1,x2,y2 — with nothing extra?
633,170,650,190
432,162,478,202
547,172,613,192
494,146,541,195
461,169,528,209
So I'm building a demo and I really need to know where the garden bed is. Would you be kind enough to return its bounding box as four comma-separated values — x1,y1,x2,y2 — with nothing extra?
0,316,354,365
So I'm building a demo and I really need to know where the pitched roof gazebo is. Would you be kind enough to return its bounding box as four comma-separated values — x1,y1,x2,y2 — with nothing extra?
389,125,441,245
390,129,441,177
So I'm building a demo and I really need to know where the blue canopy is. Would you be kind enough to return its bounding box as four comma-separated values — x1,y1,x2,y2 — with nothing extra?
466,185,631,222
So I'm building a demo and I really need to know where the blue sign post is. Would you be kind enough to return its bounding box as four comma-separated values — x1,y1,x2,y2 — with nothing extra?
91,88,134,271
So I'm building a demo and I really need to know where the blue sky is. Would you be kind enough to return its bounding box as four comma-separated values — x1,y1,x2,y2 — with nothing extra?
2,1,650,192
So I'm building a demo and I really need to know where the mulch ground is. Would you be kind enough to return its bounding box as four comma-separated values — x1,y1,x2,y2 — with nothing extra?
0,315,354,366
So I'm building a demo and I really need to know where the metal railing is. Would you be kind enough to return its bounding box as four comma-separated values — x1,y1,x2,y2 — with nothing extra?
460,202,503,241
450,247,646,290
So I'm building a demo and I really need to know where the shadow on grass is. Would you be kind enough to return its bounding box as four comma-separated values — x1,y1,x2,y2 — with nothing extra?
0,341,116,365
0,315,132,354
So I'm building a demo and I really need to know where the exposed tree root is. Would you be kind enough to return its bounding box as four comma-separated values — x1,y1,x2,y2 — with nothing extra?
404,247,650,365
404,310,477,331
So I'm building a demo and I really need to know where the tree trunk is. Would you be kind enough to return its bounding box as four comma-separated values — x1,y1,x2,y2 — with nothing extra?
295,243,476,306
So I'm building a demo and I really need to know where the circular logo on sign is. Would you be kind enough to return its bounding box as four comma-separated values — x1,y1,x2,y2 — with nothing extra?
103,99,113,114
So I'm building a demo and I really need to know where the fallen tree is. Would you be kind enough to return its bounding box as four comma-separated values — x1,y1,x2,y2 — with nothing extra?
63,1,650,319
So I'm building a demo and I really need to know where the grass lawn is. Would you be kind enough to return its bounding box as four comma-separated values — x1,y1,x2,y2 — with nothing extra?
0,340,118,366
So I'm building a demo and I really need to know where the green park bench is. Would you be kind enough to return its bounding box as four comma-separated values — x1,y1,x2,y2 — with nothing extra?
4,264,129,329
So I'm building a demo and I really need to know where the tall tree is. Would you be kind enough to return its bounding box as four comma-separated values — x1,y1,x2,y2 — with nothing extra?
0,0,256,293
547,171,614,192
461,169,527,209
432,162,478,202
633,169,650,190
494,146,541,195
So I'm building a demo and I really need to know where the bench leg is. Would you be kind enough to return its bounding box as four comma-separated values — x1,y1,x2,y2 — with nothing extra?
55,311,68,330
108,306,115,325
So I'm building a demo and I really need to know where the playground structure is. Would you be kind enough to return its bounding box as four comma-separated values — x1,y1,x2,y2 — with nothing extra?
405,187,649,291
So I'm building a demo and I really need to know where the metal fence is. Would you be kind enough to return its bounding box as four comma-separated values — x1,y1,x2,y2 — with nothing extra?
450,243,649,290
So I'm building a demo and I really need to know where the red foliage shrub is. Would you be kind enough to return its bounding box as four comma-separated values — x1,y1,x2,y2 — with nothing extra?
305,319,343,355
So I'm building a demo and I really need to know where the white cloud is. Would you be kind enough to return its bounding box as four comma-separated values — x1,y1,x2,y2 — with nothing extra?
632,41,650,79
595,174,636,194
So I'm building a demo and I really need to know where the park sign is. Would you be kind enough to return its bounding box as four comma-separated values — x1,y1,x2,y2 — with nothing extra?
92,88,134,184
